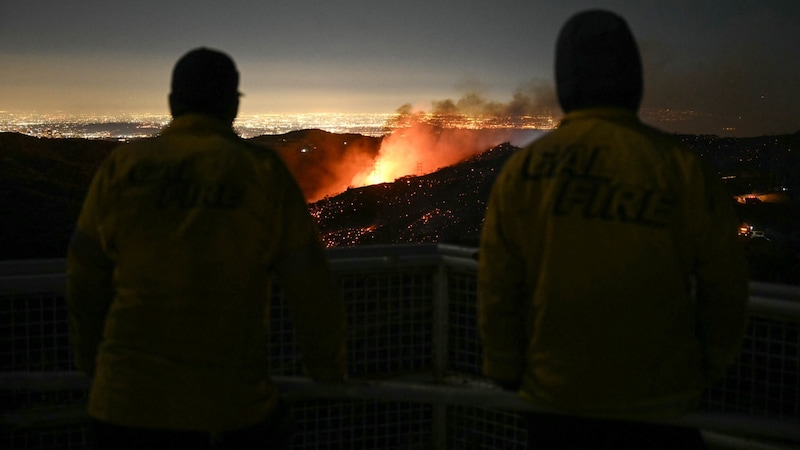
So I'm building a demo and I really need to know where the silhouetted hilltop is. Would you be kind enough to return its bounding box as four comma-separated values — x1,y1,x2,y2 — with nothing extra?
251,129,382,202
0,133,117,259
678,131,800,195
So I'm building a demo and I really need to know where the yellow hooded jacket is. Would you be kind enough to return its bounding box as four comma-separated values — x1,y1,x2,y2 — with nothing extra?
478,108,749,419
67,114,346,432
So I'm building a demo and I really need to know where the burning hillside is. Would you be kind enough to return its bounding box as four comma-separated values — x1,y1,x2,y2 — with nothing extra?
349,121,539,188
253,117,542,202
309,142,519,247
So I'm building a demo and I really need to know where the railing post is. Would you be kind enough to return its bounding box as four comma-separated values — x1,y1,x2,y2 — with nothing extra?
431,260,450,449
432,262,449,381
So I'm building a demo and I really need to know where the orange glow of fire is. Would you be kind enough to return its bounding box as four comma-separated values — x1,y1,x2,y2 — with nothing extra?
350,132,426,187
306,118,542,201
349,122,519,188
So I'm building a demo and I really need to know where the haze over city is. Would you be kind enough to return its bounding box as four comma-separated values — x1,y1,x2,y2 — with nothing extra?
1,0,799,137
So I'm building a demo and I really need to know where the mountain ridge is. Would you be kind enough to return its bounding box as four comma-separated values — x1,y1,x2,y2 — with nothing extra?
2,129,798,284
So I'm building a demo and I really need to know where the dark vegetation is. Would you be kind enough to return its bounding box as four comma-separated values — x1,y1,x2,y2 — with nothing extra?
0,133,116,260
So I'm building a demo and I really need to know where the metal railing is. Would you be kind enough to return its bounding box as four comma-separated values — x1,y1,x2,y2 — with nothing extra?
2,244,799,449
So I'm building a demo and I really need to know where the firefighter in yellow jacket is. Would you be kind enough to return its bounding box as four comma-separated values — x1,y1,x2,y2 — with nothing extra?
67,48,346,448
478,10,748,449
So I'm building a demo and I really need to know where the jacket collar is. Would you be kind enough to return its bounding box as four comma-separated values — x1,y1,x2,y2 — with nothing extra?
558,107,640,127
162,114,237,137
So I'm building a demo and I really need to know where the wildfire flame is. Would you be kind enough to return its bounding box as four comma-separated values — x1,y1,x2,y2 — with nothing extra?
299,114,547,202
349,119,541,188
350,131,425,186
337,84,557,192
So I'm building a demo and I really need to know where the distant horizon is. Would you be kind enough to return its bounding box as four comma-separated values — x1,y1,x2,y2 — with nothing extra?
2,108,798,140
4,2,799,140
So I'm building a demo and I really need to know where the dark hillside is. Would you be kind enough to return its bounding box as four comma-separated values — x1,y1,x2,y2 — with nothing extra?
2,130,798,285
0,129,381,259
679,131,800,195
0,133,116,259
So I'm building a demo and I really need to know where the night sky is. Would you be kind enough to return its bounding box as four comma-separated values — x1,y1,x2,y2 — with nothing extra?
1,0,798,136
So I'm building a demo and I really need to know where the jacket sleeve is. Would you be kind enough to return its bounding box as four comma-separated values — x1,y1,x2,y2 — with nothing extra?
66,160,115,375
693,162,750,384
273,176,347,383
478,170,527,386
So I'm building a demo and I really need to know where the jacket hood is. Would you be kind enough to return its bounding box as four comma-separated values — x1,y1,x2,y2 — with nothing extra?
555,10,643,113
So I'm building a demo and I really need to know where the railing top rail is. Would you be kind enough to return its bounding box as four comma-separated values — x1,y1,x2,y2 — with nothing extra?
749,280,800,303
2,372,798,443
0,258,65,276
2,244,799,319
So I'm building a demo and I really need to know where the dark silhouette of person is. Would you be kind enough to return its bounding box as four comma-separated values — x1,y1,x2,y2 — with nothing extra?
67,47,346,449
478,10,748,450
